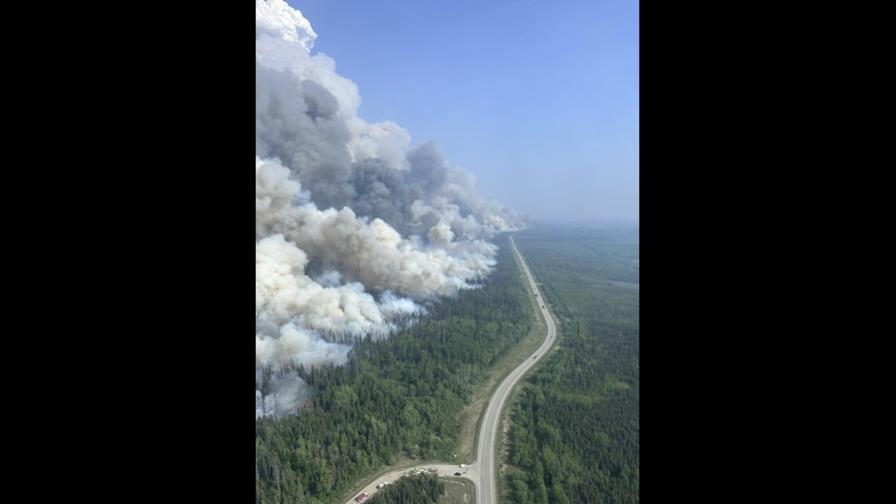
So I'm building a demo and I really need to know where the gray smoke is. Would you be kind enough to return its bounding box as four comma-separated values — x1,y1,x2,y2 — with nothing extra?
255,0,522,418
256,369,312,419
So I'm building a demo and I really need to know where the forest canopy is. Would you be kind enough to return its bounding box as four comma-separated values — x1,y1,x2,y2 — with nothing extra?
504,226,639,504
256,234,533,504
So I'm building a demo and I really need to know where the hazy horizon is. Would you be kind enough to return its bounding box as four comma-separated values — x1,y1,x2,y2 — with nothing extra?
296,0,639,223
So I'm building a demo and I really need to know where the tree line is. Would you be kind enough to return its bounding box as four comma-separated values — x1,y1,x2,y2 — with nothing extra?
256,234,533,504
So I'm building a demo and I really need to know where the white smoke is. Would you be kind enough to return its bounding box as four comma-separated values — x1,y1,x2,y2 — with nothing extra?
255,0,316,51
255,0,522,417
256,370,313,419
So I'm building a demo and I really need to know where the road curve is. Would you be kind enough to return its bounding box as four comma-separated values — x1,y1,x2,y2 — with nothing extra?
345,236,556,504
345,463,479,503
476,235,557,504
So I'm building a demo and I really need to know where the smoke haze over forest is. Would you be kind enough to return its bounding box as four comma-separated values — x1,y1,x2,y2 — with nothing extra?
256,0,524,417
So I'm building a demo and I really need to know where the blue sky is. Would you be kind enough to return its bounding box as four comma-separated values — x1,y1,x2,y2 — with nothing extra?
294,0,638,223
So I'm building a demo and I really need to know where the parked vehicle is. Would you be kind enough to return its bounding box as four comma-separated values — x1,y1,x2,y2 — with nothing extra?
354,493,368,503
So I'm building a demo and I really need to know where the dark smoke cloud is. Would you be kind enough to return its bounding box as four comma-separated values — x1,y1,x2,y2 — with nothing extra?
255,0,523,417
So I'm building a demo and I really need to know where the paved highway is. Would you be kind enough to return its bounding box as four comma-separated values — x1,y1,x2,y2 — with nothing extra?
345,236,556,504
476,236,557,504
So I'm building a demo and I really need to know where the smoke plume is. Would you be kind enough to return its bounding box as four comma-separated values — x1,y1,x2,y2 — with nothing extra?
255,0,522,418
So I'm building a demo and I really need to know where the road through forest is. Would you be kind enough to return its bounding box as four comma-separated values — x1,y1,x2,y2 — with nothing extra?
345,235,557,504
476,236,557,504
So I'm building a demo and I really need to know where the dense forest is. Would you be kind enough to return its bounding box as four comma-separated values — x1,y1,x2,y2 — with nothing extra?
367,474,444,504
504,225,640,504
256,234,533,504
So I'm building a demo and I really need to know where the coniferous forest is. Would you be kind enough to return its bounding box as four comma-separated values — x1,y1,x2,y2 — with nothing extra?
256,234,534,504
256,226,640,504
504,226,640,504
367,474,444,504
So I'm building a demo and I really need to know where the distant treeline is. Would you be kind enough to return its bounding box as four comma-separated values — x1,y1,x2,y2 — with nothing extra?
504,229,640,504
256,234,533,504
